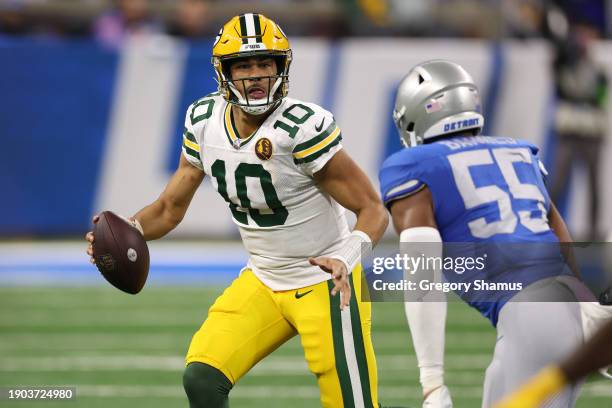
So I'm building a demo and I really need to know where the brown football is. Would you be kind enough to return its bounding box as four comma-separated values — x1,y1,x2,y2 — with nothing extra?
92,211,149,294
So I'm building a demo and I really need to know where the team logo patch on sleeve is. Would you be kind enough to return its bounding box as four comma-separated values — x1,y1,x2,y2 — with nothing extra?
255,137,273,160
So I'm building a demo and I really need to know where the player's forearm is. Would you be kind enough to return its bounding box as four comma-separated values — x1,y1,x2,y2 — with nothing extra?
548,204,582,279
328,202,387,276
561,319,612,383
353,203,388,245
133,155,204,240
134,199,186,241
549,203,572,243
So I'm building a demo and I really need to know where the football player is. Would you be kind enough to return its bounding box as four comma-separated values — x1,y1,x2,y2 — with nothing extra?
86,13,389,408
378,60,593,408
495,317,612,408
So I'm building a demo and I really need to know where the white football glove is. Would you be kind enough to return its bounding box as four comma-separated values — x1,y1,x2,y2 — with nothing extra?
423,385,452,408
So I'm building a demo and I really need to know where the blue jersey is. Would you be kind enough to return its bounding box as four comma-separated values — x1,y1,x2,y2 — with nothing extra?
379,135,567,325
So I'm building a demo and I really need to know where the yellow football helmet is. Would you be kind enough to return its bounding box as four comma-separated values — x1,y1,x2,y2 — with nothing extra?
212,13,292,115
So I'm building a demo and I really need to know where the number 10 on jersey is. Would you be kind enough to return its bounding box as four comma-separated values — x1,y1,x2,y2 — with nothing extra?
211,159,288,227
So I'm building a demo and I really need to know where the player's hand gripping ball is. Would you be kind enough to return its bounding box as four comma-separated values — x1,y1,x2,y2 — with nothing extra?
91,211,149,294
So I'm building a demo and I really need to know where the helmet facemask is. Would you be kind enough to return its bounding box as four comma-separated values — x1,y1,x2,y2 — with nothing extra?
393,105,423,148
214,52,291,115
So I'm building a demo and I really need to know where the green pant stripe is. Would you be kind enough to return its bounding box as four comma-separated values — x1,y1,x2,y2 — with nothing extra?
328,279,355,408
349,273,374,408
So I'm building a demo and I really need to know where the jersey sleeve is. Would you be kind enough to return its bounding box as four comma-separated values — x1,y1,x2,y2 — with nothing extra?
181,103,204,171
524,141,549,181
291,107,342,176
537,158,549,179
378,150,427,208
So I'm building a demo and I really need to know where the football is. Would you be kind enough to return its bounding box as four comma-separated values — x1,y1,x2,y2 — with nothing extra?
92,211,149,294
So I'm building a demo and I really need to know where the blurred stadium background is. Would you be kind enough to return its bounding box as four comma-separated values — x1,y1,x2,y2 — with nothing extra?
1,0,612,407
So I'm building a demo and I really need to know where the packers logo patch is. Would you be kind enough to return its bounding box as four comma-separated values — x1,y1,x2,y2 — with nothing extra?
255,138,273,160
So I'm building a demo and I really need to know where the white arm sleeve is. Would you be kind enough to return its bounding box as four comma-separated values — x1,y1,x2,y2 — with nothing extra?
330,230,372,273
401,227,447,395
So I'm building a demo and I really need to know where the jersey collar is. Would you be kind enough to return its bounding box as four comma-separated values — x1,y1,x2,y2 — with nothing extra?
223,101,285,149
223,104,259,149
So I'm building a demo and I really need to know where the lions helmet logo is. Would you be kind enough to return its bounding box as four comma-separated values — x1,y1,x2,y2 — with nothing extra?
255,138,273,160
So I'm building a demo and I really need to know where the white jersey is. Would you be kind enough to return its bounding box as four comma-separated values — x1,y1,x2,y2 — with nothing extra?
181,93,350,290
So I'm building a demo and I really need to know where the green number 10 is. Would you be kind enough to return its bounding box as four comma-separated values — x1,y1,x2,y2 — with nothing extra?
273,103,314,139
211,160,288,227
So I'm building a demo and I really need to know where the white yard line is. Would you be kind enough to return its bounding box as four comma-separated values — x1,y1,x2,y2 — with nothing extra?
0,354,492,372
0,330,490,347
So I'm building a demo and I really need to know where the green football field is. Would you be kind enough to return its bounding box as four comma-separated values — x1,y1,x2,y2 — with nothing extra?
1,287,611,407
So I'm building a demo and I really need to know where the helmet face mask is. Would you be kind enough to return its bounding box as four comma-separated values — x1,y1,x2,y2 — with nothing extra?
212,14,292,115
393,60,485,148
227,74,282,113
393,105,423,148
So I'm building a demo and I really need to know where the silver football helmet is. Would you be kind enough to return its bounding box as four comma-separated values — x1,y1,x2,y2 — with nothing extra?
393,60,484,147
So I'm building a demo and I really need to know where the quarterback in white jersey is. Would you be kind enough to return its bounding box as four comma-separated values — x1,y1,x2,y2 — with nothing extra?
183,93,351,290
86,13,388,408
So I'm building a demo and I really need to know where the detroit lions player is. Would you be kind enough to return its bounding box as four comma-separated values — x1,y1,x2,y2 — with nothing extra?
379,60,592,408
495,317,612,407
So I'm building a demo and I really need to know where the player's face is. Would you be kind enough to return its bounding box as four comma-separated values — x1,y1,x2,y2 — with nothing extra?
228,57,278,101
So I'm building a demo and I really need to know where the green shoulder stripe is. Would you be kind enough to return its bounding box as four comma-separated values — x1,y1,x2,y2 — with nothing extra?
183,128,197,143
292,120,337,153
183,143,201,162
293,133,342,164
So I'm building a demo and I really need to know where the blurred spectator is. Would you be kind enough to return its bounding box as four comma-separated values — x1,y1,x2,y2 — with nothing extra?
553,0,607,36
502,0,545,38
342,0,432,36
356,0,389,26
0,0,81,39
92,0,161,48
548,13,609,240
0,0,609,40
0,2,30,36
434,0,502,38
166,0,210,39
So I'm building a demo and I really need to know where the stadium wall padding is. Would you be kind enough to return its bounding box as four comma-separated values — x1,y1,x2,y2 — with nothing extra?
1,37,611,237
